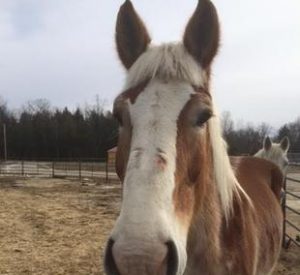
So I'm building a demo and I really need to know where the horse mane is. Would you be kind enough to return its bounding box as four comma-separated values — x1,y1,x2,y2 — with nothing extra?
125,43,250,219
208,107,251,219
126,43,206,88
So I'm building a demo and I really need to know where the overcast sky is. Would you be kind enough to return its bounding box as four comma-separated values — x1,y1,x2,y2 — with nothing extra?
0,0,299,128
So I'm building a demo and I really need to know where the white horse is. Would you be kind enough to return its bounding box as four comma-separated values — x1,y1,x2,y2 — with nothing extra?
255,136,290,174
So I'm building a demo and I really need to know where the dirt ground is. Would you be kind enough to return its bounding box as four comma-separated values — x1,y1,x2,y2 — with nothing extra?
0,176,299,275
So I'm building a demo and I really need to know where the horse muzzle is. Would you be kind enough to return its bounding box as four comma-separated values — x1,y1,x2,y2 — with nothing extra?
104,238,179,275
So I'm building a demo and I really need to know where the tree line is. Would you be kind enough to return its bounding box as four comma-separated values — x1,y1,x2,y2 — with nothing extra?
0,99,299,160
0,99,118,160
221,111,300,155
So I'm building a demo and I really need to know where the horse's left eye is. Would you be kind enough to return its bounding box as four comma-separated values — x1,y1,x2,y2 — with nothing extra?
195,109,212,127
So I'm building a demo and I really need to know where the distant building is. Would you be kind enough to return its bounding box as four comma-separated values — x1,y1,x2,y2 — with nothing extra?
107,147,117,166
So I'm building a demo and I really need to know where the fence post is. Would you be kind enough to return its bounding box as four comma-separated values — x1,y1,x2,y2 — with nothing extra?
52,161,55,178
91,162,94,178
21,161,24,176
79,160,81,181
106,160,109,183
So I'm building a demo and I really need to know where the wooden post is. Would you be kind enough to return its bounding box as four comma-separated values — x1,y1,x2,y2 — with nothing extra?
91,161,94,178
106,159,109,183
52,161,55,178
79,160,81,181
3,124,7,161
21,161,24,176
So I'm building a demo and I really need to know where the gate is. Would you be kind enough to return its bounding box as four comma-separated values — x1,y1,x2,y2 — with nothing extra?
0,159,109,180
282,175,300,248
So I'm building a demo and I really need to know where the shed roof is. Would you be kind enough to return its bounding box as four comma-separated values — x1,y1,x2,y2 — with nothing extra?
107,146,117,153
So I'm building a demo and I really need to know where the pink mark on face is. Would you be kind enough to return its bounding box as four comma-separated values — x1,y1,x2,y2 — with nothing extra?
155,150,167,170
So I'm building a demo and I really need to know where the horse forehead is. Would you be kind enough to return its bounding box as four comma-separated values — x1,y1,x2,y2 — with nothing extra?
272,144,285,155
128,80,194,123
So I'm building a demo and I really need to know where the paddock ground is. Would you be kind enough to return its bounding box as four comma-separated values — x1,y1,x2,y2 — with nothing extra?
0,176,299,275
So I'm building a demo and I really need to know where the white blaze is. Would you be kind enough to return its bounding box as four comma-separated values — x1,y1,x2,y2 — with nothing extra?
111,79,194,274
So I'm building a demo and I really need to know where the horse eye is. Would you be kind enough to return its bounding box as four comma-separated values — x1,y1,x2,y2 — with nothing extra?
195,109,212,127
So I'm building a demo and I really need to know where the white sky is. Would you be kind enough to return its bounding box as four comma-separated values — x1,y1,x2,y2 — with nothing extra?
0,0,299,128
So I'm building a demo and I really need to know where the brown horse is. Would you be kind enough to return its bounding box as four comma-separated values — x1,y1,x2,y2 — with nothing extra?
104,1,283,274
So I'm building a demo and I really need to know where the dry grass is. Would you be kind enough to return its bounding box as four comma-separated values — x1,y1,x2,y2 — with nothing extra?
0,177,120,275
0,176,299,275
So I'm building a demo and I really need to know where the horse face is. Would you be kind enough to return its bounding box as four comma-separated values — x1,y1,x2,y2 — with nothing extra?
256,136,290,174
104,1,219,275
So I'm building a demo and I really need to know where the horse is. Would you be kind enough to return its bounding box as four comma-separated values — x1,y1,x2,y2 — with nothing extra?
255,136,290,174
104,1,283,274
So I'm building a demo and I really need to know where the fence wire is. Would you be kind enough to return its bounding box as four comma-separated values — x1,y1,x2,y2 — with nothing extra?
0,159,117,181
282,175,300,248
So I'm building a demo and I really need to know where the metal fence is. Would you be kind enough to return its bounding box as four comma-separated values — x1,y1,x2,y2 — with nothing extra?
1,158,299,246
288,153,300,165
0,159,118,181
282,174,300,248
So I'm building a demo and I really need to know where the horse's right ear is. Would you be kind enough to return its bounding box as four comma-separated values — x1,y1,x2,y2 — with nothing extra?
264,136,272,151
116,0,151,69
280,136,290,152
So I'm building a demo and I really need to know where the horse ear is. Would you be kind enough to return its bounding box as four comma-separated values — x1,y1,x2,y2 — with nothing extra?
280,136,290,152
183,0,220,68
116,0,151,69
264,136,272,151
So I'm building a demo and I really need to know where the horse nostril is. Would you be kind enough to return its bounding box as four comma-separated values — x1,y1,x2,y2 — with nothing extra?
166,241,179,275
104,238,120,275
